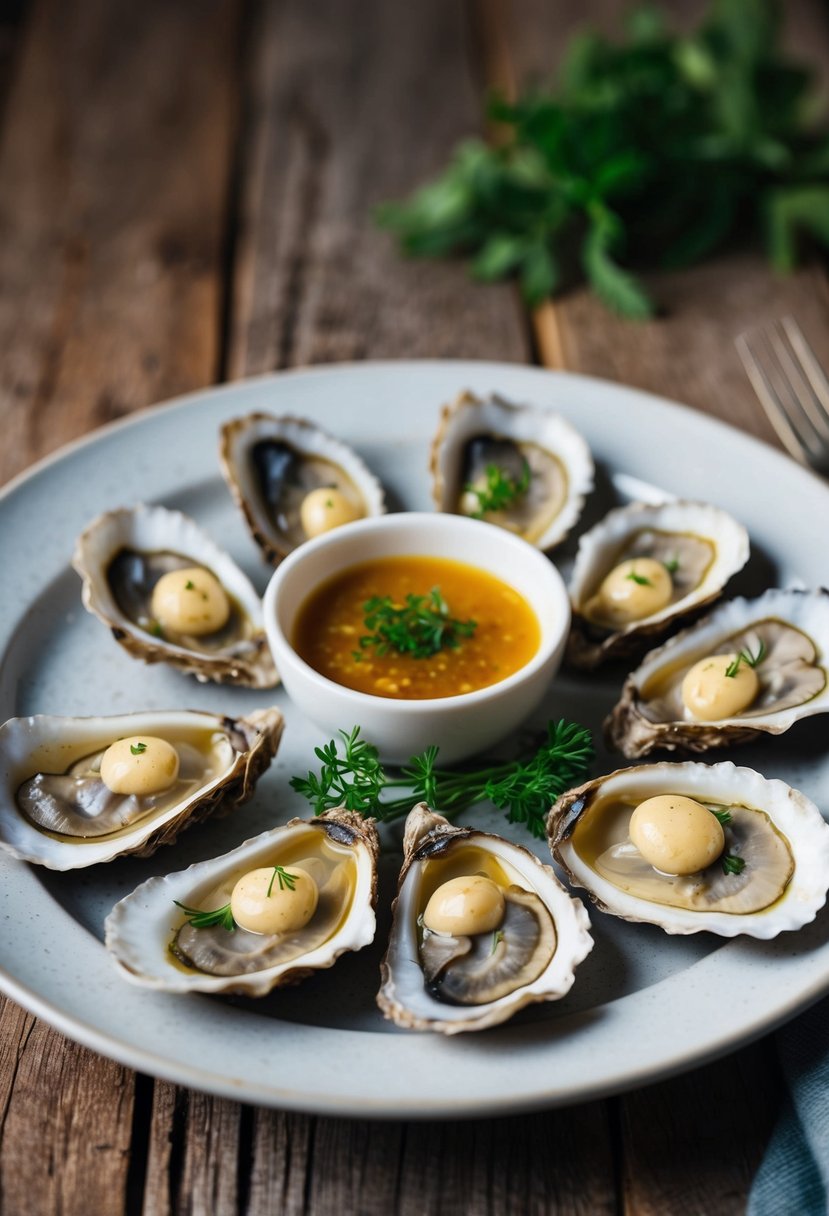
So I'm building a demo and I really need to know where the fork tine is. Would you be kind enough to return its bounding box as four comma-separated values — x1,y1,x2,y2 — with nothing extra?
781,316,829,440
735,330,813,465
766,326,829,454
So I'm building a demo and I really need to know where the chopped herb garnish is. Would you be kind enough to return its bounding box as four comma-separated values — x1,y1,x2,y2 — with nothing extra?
709,806,733,827
130,742,147,755
626,569,652,586
150,621,164,638
184,579,195,590
267,865,298,897
465,459,531,518
663,556,680,575
722,854,746,876
325,499,334,508
355,587,476,661
290,720,594,840
725,640,766,678
491,929,505,955
174,900,236,931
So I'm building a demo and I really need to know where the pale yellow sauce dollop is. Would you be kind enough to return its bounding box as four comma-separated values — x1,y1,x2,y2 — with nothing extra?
422,874,505,936
150,566,230,636
681,653,759,720
629,794,724,876
99,735,180,796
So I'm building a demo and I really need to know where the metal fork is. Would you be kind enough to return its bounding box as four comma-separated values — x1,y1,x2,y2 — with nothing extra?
736,317,829,477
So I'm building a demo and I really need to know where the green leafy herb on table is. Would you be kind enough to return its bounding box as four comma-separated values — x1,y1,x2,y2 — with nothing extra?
355,588,477,660
377,0,829,317
290,720,594,840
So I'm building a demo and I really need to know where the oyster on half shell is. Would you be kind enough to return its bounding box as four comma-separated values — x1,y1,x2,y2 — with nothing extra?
219,413,386,565
73,505,278,687
105,809,379,996
548,762,829,938
430,392,594,550
605,589,829,758
377,805,593,1034
0,708,284,869
567,501,750,669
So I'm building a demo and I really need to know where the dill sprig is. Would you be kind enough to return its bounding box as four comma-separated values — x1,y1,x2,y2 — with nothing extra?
466,460,531,517
355,587,476,661
725,639,766,679
290,720,594,840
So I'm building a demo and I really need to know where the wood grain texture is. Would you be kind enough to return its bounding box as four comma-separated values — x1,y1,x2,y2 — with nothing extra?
0,0,242,486
0,999,134,1216
227,0,531,377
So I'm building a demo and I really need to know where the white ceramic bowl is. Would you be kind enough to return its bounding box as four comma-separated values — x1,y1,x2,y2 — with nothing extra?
263,513,570,764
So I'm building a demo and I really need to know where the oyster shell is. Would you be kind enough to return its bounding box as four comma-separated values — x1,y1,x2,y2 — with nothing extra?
0,707,283,869
567,501,750,669
605,589,829,757
377,805,593,1033
105,809,378,996
73,505,278,687
430,392,594,550
219,413,386,565
548,761,829,938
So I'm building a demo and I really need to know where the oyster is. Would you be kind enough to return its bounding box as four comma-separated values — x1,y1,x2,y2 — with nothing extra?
73,505,278,687
377,805,593,1033
219,413,386,564
105,809,378,996
606,589,829,757
0,707,283,869
430,392,593,550
567,501,750,669
548,762,829,938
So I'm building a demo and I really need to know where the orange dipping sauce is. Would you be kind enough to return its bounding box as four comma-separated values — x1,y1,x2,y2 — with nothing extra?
292,555,540,700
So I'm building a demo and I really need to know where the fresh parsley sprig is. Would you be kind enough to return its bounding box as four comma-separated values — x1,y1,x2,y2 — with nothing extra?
355,588,476,661
290,720,594,840
722,853,746,876
466,460,531,517
377,0,829,317
725,639,766,678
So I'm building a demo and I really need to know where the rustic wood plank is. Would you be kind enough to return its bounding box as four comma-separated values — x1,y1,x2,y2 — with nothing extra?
0,998,134,1216
227,0,531,377
0,0,242,486
617,1041,782,1216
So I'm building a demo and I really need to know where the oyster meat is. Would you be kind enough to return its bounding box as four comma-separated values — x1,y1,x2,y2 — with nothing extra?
377,805,593,1033
0,707,283,869
105,809,378,996
430,391,594,550
73,504,278,687
219,413,386,565
548,761,829,938
567,501,750,669
606,589,829,757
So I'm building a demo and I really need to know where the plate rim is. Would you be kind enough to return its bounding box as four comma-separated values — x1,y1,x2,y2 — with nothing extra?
2,358,828,1118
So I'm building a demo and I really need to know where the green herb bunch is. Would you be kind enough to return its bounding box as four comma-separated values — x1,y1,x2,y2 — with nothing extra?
290,720,594,839
377,0,829,317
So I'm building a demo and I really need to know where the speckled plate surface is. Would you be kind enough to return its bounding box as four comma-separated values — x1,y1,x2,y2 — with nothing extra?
1,362,827,1118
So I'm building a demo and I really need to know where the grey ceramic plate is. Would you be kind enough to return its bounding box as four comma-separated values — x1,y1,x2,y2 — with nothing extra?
1,362,827,1118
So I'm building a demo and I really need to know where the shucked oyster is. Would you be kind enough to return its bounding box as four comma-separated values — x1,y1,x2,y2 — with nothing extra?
567,501,750,669
73,505,278,687
219,413,386,565
377,805,593,1033
430,392,593,550
548,762,829,938
0,708,284,869
606,589,829,757
105,809,379,996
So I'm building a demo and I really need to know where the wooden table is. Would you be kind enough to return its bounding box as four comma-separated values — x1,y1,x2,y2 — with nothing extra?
1,0,827,1211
